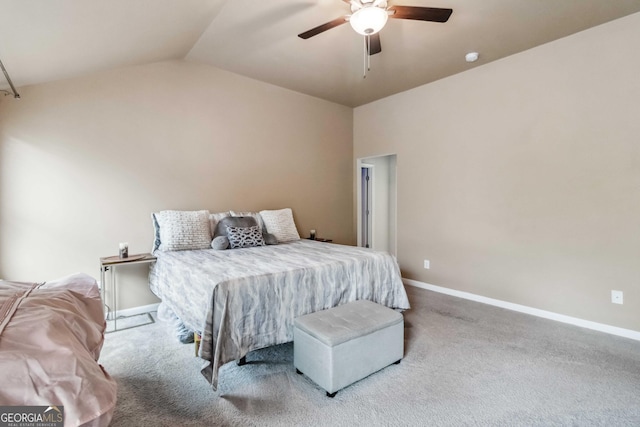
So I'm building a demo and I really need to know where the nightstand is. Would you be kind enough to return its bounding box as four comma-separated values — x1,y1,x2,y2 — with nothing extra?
99,253,156,332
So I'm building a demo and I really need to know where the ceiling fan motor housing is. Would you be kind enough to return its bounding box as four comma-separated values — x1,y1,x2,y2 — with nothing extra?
350,1,389,35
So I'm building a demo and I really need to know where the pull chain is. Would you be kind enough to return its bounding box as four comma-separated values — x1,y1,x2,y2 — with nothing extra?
363,36,367,79
363,35,372,79
368,35,371,71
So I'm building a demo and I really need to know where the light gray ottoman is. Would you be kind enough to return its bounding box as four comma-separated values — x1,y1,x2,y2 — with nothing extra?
293,299,404,397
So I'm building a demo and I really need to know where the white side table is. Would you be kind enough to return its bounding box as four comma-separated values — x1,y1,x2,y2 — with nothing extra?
99,253,156,332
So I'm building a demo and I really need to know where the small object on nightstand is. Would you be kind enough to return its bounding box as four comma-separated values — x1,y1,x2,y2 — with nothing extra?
119,242,128,258
310,230,316,240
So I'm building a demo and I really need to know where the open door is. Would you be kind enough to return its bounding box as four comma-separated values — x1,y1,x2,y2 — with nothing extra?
357,155,397,255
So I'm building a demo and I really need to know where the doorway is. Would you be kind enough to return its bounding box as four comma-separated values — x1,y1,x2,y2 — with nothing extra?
357,154,397,255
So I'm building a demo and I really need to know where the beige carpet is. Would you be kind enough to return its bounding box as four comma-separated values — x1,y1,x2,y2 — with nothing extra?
100,285,640,426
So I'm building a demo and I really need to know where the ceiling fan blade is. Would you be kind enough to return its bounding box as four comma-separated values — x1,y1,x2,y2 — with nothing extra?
298,16,348,39
388,6,452,23
367,33,382,56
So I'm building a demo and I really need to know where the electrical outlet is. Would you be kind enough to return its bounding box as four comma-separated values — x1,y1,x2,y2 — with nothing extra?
611,290,623,305
423,259,430,269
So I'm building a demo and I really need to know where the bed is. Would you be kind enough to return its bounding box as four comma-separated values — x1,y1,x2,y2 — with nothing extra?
0,273,117,427
149,238,410,390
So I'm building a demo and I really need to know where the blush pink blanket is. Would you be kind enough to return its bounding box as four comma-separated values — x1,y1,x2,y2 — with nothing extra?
0,273,117,427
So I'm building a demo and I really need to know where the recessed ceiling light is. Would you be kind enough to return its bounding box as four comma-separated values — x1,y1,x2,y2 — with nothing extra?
465,52,479,63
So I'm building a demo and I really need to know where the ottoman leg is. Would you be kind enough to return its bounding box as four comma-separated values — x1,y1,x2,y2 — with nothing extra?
296,368,303,375
326,391,337,398
394,359,401,365
237,356,247,366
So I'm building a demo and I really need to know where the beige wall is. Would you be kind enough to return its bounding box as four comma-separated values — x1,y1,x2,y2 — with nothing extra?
0,60,354,309
355,12,640,331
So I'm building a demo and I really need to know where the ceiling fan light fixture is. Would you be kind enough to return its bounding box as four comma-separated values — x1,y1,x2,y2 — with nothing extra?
349,6,388,35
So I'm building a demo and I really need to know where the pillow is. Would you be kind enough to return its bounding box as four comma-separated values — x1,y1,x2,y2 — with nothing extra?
209,211,231,236
226,225,265,249
230,210,264,231
263,232,278,245
214,216,258,238
151,213,161,252
155,210,212,252
259,208,300,243
211,236,229,250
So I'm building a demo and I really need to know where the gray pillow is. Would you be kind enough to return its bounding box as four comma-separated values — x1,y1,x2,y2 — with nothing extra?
211,236,229,250
214,216,258,238
230,211,265,231
226,225,266,249
263,232,278,245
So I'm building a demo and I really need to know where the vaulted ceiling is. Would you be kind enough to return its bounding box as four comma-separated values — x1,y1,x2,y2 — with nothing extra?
2,0,640,107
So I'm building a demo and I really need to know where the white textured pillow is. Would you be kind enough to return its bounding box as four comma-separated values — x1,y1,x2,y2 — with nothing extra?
156,210,212,251
259,208,300,243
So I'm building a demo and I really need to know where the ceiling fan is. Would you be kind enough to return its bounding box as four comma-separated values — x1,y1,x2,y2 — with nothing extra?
298,0,453,56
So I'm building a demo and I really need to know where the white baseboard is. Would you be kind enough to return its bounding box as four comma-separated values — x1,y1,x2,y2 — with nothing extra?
114,303,159,318
404,278,640,342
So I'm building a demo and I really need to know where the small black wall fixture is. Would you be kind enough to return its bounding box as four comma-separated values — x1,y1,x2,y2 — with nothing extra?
0,58,20,99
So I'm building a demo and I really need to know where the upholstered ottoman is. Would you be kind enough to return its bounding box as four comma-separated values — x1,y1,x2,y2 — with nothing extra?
293,299,404,397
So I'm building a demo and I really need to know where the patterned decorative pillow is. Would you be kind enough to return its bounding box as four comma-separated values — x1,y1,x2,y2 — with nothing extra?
259,208,300,243
156,210,212,252
226,225,266,249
